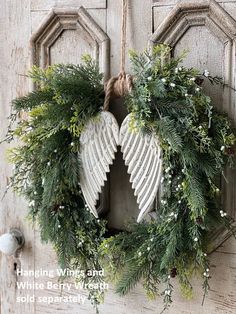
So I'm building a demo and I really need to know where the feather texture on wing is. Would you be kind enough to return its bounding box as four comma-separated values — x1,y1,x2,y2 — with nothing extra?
80,111,119,217
119,114,163,222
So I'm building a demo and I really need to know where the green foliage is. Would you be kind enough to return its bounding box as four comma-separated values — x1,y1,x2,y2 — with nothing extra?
3,46,236,313
6,59,106,311
104,45,236,311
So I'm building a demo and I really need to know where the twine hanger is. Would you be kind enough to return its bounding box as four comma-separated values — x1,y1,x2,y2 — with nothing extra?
103,0,133,111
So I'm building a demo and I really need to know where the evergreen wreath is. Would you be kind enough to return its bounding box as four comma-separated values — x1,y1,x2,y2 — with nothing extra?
3,45,236,313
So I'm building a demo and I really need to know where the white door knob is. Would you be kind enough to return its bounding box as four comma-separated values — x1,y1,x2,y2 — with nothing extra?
0,229,24,256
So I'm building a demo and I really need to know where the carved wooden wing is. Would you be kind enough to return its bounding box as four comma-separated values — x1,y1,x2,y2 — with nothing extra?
79,111,119,217
119,114,163,222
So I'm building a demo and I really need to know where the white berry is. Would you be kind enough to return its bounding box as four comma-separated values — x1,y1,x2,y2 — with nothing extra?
204,70,210,77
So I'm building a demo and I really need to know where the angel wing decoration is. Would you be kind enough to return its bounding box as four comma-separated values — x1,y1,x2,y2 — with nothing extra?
80,111,162,222
119,114,163,223
79,111,119,217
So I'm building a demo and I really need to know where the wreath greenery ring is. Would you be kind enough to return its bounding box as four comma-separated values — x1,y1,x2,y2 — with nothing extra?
4,45,236,312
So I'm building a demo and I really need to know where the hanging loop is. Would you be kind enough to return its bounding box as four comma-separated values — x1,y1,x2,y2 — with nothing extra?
120,0,128,73
103,0,133,111
103,72,133,111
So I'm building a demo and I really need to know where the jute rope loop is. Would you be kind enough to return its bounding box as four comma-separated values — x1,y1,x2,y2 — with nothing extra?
120,0,127,74
103,0,133,111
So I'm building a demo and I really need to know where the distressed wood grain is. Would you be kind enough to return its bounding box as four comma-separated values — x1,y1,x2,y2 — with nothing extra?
1,1,236,314
49,28,96,64
31,0,106,11
0,1,35,314
30,7,110,80
152,0,236,5
31,9,107,38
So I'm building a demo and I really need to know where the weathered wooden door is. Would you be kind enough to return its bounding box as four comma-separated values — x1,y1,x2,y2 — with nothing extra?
1,1,236,313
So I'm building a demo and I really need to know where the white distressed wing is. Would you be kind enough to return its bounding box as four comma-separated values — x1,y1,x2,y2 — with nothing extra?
119,114,162,223
80,111,119,217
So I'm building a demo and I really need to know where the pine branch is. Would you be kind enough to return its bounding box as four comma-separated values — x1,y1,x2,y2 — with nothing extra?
116,261,148,296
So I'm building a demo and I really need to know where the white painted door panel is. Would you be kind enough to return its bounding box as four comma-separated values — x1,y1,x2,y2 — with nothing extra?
0,1,236,313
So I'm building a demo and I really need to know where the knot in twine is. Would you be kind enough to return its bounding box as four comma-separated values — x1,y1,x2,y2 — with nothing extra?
103,71,133,111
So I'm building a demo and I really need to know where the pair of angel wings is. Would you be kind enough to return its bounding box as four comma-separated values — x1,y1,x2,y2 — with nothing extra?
79,111,162,223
